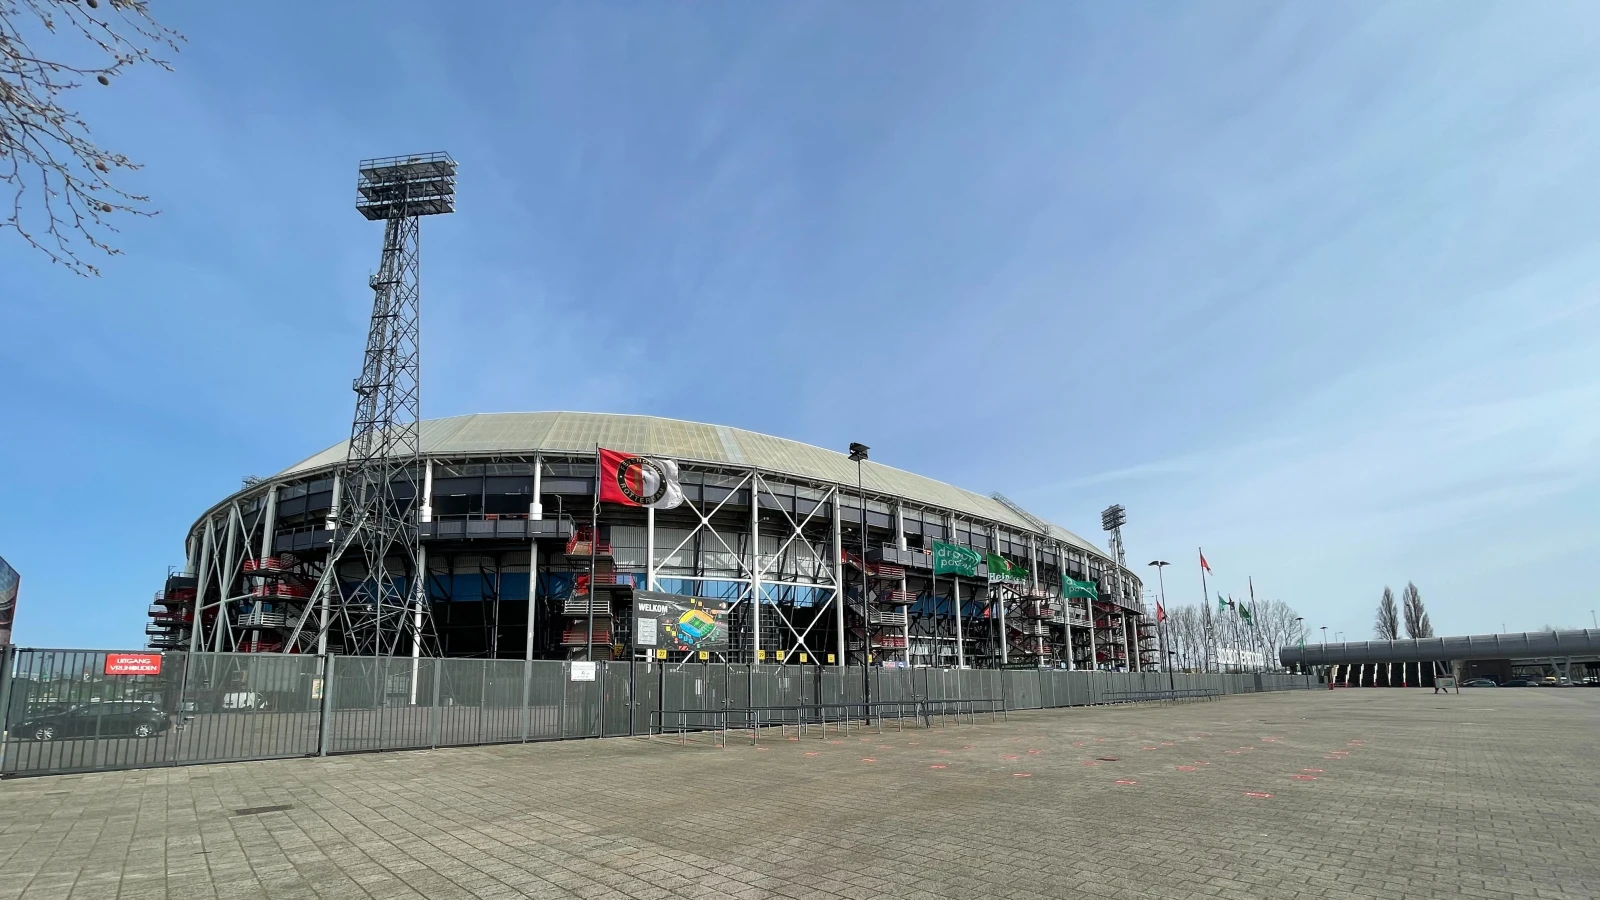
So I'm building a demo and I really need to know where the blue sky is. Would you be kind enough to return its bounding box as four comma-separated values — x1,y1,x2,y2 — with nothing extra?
2,2,1597,648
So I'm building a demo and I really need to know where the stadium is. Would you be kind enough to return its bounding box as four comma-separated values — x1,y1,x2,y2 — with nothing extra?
147,412,1156,671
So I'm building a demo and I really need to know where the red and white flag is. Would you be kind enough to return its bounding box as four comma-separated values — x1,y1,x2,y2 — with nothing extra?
1156,601,1166,623
597,448,685,509
1199,550,1213,575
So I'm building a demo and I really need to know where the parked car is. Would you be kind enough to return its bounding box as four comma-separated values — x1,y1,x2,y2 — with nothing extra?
1460,678,1498,687
1501,678,1538,687
6,701,170,741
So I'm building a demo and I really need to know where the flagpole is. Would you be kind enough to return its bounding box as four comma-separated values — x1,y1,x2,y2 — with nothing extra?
1198,548,1211,673
589,443,600,663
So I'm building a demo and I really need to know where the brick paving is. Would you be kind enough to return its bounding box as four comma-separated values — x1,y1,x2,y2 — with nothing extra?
1,688,1596,899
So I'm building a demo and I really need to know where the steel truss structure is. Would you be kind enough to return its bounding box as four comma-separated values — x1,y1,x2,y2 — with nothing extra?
296,153,456,657
152,418,1156,671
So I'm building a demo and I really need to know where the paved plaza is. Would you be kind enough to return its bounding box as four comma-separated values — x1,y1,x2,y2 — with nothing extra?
1,689,1596,900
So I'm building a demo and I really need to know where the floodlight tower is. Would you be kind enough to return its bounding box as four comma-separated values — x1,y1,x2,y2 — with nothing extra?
1100,504,1127,567
302,153,456,657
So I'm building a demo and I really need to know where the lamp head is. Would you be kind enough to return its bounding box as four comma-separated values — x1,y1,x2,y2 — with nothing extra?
848,442,870,462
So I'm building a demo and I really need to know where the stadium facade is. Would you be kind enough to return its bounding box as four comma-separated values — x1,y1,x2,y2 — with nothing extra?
148,412,1155,670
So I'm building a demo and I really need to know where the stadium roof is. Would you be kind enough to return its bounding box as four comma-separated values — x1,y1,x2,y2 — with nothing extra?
278,412,1111,557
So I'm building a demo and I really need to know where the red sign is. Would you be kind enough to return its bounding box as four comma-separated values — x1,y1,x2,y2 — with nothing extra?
104,653,162,676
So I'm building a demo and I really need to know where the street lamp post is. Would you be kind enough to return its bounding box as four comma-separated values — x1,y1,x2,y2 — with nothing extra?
1147,560,1171,691
849,442,871,711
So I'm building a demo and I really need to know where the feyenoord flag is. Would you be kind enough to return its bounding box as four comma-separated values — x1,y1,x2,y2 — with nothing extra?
598,448,685,509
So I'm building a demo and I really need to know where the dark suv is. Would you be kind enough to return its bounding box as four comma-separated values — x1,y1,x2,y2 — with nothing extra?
7,702,170,741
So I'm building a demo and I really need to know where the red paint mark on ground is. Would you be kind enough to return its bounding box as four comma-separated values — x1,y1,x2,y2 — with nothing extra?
1012,773,1032,778
1141,746,1159,751
1115,779,1139,786
930,764,947,769
1291,775,1316,781
1094,738,1106,742
962,745,975,750
1082,760,1100,767
1176,765,1196,772
908,742,919,746
1302,768,1323,774
826,741,842,745
860,758,878,763
1026,749,1042,755
1003,754,1019,760
786,737,799,742
935,749,950,755
1261,737,1279,742
803,752,819,757
1243,791,1274,799
1160,741,1175,747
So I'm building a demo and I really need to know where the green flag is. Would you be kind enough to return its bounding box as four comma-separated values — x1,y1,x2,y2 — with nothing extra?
1239,602,1253,625
986,554,1027,583
1061,577,1097,599
1217,594,1227,614
932,541,980,577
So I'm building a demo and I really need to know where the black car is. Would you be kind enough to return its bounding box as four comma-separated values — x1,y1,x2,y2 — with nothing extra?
1500,679,1538,687
7,701,170,741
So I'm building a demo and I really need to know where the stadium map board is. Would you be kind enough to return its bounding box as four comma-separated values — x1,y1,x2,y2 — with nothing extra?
631,590,729,653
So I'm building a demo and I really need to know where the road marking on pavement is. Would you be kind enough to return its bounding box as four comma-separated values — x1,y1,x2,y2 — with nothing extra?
1243,791,1274,799
1176,766,1196,771
1115,779,1139,785
861,758,877,763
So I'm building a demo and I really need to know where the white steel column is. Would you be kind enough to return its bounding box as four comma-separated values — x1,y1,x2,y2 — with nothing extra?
527,455,541,662
410,544,426,704
252,487,279,652
750,469,761,666
187,523,215,655
994,527,1007,666
952,578,965,668
832,487,846,669
420,459,434,523
1061,542,1075,671
646,506,656,590
895,504,909,664
213,508,241,652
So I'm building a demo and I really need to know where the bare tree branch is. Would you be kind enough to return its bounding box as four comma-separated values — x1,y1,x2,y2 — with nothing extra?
1375,586,1400,640
1401,582,1433,638
1,0,183,275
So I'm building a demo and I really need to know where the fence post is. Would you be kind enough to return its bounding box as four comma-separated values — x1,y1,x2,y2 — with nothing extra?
430,659,443,748
520,658,532,743
317,654,335,757
0,644,13,774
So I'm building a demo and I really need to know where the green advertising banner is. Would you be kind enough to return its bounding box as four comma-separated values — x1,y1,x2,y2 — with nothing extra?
1061,577,1097,599
986,554,1028,583
932,541,981,577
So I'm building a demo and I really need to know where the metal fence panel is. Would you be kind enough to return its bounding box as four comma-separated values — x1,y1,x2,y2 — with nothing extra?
2,648,187,776
175,653,323,766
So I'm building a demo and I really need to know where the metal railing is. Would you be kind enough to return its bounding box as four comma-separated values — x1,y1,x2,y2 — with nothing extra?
1,645,1312,778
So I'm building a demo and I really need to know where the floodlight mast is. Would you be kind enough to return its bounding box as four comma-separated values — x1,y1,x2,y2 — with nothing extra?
295,153,456,657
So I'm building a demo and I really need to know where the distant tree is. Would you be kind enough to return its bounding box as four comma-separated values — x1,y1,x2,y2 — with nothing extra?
1,0,183,275
1374,587,1400,640
1401,582,1432,638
